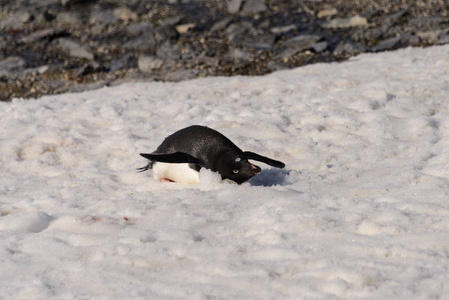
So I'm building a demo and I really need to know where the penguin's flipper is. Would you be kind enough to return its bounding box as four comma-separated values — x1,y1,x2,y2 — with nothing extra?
243,151,285,168
140,152,202,165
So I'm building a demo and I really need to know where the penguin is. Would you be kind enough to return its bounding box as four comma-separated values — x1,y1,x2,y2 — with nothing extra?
138,125,285,184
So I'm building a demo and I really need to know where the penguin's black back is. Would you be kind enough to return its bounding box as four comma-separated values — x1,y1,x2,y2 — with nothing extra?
154,125,242,169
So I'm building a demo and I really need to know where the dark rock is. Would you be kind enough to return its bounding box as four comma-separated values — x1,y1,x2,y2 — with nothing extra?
226,21,274,48
380,10,408,31
372,35,402,52
74,61,100,78
123,32,157,51
109,54,136,72
155,24,179,43
351,28,383,44
210,17,234,33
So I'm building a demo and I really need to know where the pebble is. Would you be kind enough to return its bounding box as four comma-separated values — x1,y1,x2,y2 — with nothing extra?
114,7,138,22
138,56,164,73
57,38,94,60
322,15,368,29
0,0,448,101
0,57,26,76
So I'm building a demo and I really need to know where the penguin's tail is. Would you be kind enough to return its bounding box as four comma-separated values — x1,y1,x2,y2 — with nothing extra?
136,161,154,173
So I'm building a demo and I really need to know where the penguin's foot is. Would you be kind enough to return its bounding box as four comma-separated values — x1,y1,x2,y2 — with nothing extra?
160,178,175,183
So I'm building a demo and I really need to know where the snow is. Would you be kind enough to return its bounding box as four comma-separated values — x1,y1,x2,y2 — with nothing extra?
1,45,449,299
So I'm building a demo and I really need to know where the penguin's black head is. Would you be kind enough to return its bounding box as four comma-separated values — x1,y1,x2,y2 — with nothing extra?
216,151,261,184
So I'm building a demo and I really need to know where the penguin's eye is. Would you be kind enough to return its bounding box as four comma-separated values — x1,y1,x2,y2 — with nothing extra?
235,157,241,162
233,169,239,174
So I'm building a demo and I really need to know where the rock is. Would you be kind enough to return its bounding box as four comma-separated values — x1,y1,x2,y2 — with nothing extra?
245,42,273,50
176,23,196,34
322,15,368,29
409,16,444,29
123,32,156,51
74,61,100,77
241,0,267,16
138,56,164,73
69,81,106,94
21,28,58,43
270,25,297,34
351,27,383,44
437,31,449,45
109,54,136,72
278,35,323,59
380,10,408,31
0,12,28,29
156,41,182,60
228,48,253,60
90,9,116,25
226,21,270,47
57,38,95,60
56,12,83,25
210,17,234,33
416,30,444,44
114,7,138,22
155,24,179,43
283,34,322,48
333,41,368,56
266,60,288,72
312,41,328,53
228,0,243,14
18,10,32,23
126,22,154,35
372,36,402,52
0,56,26,76
317,8,337,19
163,69,199,82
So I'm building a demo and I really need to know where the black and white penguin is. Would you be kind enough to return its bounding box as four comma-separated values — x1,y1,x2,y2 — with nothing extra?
138,125,285,184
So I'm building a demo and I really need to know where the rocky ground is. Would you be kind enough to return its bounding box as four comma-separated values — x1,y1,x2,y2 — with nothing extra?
0,0,448,101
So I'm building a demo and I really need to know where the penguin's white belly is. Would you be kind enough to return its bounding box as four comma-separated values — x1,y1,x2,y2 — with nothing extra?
152,162,200,184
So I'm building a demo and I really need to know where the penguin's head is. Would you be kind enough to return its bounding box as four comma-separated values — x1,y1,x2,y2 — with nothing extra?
216,151,261,184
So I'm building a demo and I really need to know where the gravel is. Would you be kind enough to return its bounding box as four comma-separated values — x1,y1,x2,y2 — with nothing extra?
0,0,448,101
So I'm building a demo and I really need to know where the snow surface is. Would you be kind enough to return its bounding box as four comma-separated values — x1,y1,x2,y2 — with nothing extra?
1,45,449,299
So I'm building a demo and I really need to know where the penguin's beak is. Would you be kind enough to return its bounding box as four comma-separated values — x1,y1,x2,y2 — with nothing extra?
251,164,261,174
